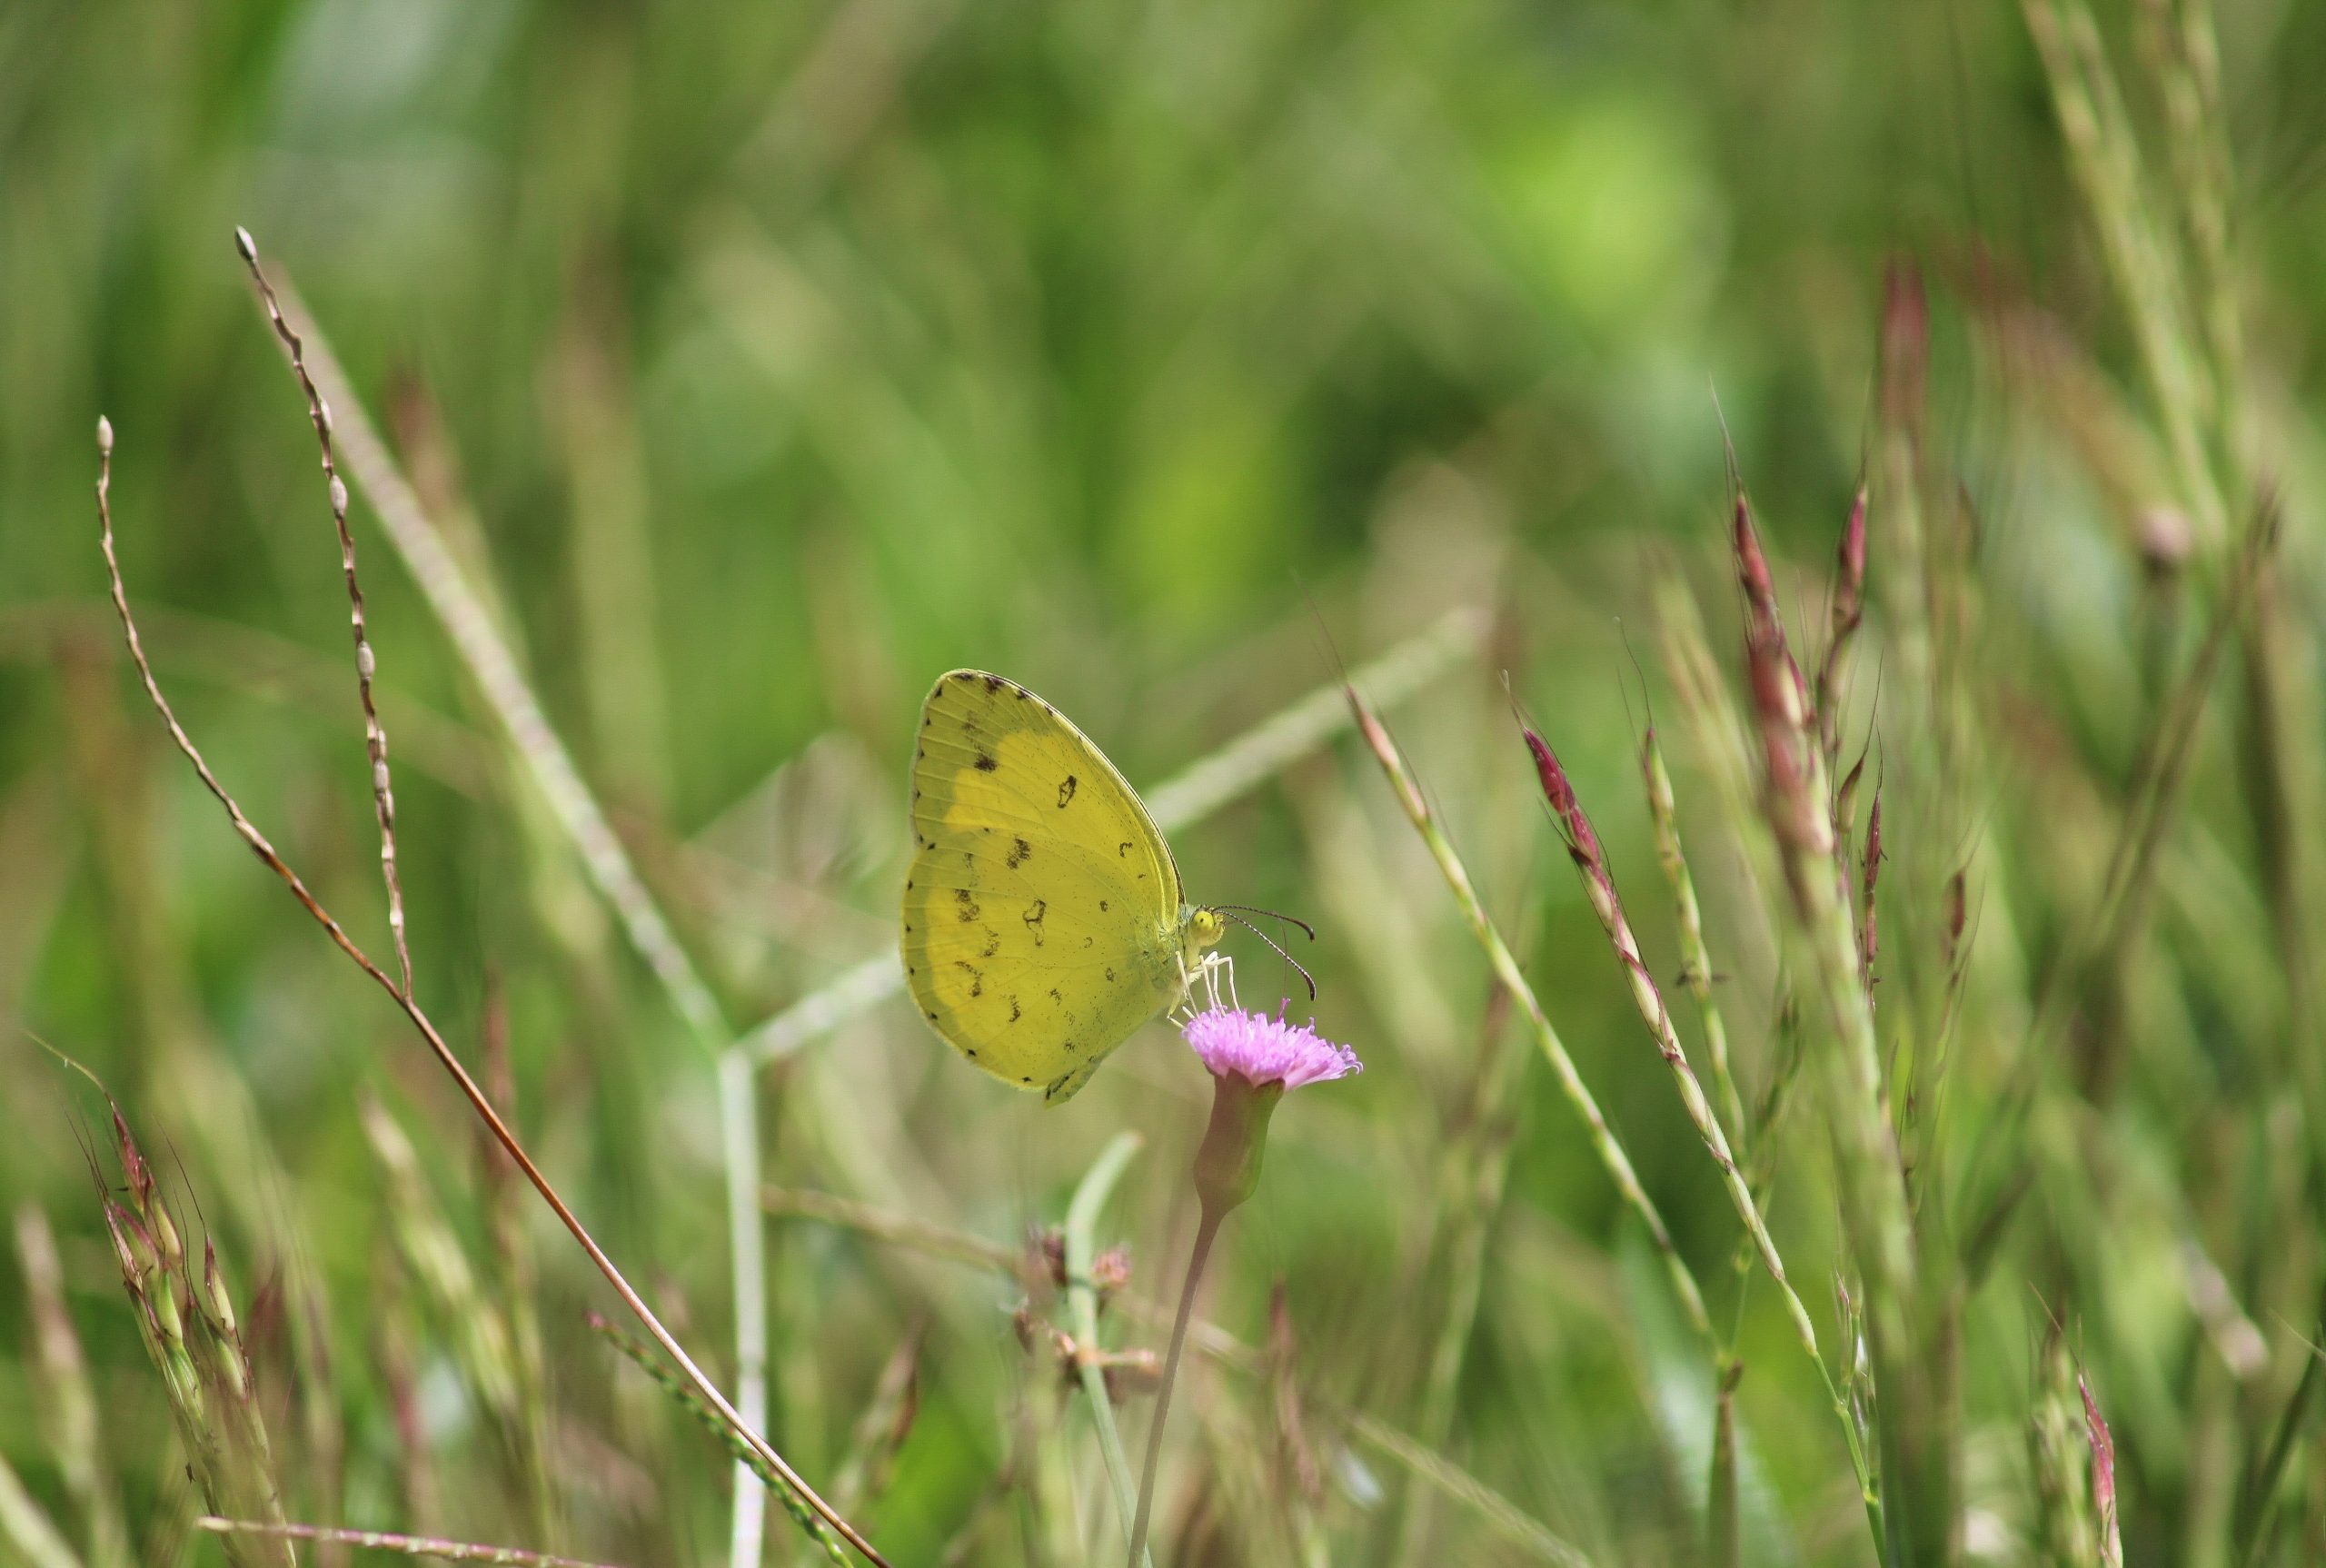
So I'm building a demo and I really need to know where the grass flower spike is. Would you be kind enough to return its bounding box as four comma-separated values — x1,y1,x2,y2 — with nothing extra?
1128,1007,1360,1563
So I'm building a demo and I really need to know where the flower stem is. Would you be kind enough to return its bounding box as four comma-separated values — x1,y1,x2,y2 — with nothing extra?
1129,1205,1223,1568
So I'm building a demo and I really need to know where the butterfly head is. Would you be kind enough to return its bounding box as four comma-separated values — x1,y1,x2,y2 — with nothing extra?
1190,903,1318,1002
1184,905,1228,954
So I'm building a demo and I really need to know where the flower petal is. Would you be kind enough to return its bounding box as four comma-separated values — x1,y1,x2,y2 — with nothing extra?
1182,1007,1361,1090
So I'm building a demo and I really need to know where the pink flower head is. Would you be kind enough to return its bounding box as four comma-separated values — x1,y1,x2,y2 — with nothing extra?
1182,1007,1361,1091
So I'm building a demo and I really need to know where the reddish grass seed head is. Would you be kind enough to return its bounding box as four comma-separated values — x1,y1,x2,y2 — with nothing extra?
100,1200,144,1284
1521,728,1602,871
201,1238,239,1337
1834,485,1868,637
1881,257,1928,430
1734,493,1814,727
111,1106,151,1209
2079,1373,2119,1545
1522,725,1627,930
1734,495,1781,643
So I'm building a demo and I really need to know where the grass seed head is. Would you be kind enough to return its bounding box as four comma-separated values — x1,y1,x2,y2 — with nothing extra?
1881,256,1927,429
1521,729,1600,872
1834,485,1868,637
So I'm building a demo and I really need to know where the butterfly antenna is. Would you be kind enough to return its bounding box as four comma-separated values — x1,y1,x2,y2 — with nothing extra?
1219,911,1317,1000
1206,904,1317,941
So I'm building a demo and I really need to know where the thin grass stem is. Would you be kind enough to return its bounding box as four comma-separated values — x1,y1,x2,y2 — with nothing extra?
1390,985,1525,1568
14,1205,132,1568
239,248,782,1568
0,1453,86,1568
1708,1359,1742,1568
1062,1133,1154,1568
764,1182,1592,1565
236,232,413,998
197,1519,623,1568
585,1317,847,1565
2021,0,2225,543
1520,719,1874,1507
93,414,884,1567
1347,686,1713,1342
1641,726,1747,1149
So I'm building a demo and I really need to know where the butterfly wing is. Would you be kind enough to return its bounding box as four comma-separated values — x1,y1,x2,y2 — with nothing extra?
901,671,1187,1103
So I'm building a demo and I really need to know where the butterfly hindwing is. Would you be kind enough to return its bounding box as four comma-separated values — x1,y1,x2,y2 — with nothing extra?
902,671,1187,1099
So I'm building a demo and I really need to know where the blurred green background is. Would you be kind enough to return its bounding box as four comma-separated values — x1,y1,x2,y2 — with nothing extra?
5,0,2326,1564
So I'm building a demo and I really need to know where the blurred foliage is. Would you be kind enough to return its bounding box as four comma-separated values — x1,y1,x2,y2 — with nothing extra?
6,0,2326,1565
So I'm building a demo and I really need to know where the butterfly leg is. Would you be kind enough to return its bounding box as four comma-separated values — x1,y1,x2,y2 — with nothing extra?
1196,951,1237,1012
1169,950,1238,1022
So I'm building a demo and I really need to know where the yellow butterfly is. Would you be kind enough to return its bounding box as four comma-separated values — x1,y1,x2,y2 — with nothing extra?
900,670,1303,1104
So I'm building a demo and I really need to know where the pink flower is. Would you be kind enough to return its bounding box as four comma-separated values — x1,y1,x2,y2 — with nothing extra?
1182,1007,1361,1091
1133,1006,1361,1563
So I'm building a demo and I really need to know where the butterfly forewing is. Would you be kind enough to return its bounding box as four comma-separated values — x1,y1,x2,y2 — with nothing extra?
902,671,1186,1100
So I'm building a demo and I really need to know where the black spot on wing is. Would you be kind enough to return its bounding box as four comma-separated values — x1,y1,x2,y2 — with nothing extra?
1022,898,1047,946
1007,837,1031,868
1058,776,1078,808
975,752,998,772
955,888,980,922
1009,997,1020,1023
1118,841,1132,858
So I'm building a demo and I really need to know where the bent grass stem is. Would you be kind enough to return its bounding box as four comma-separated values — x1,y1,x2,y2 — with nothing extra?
1064,1133,1154,1568
1347,688,1713,1342
95,401,880,1568
240,251,783,1568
